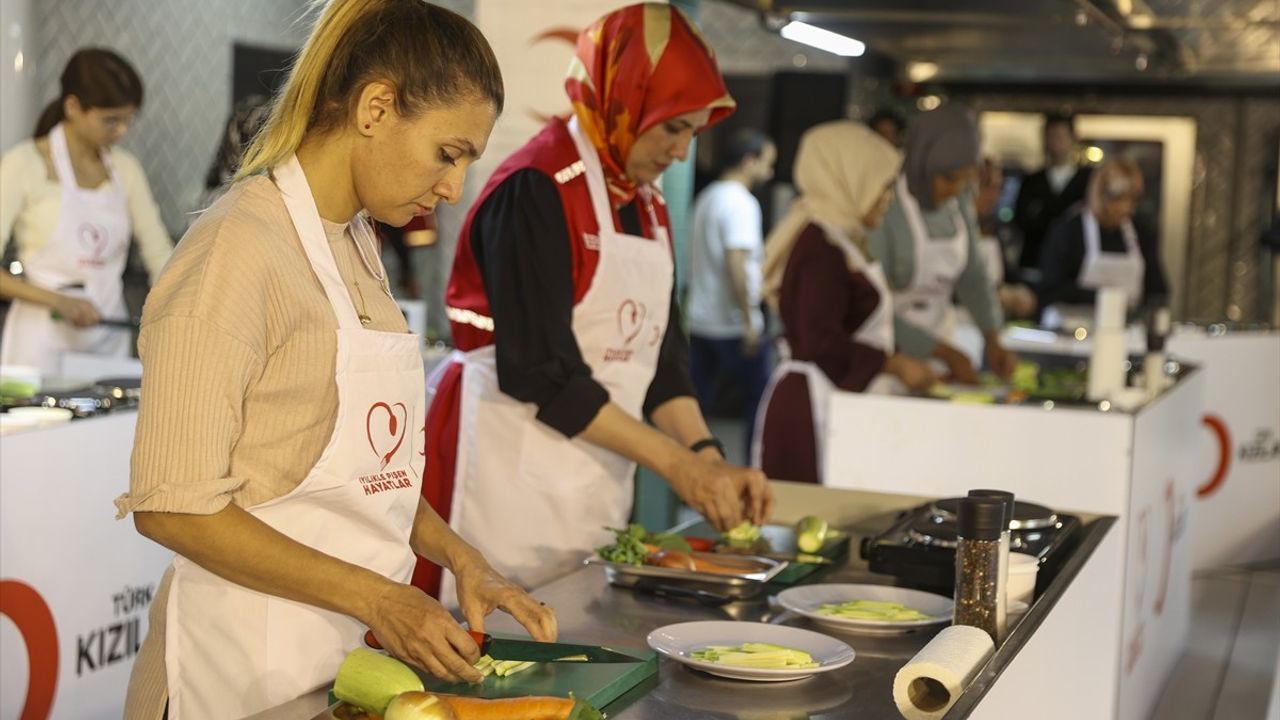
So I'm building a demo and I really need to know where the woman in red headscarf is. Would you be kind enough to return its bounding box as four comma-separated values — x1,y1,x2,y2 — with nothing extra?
416,3,772,599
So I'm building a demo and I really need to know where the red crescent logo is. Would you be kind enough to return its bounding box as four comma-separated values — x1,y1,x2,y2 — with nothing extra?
1197,414,1231,498
1153,481,1176,615
0,580,59,720
366,401,409,470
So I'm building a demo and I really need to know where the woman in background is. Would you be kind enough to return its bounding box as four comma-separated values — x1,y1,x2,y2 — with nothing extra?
867,104,1015,384
0,48,171,374
1036,157,1167,317
754,121,935,484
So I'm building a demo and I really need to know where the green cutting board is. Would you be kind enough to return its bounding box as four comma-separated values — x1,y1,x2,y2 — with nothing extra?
414,633,658,711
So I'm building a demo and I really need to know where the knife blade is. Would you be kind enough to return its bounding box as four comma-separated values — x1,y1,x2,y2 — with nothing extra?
49,310,140,329
467,630,639,664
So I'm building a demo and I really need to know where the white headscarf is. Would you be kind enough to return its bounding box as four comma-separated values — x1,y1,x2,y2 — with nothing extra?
762,120,902,306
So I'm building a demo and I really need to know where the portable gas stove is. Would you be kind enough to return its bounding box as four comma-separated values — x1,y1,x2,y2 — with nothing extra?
861,497,1082,594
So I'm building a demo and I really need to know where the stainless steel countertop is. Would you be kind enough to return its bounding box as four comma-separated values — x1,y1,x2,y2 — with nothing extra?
258,487,1114,720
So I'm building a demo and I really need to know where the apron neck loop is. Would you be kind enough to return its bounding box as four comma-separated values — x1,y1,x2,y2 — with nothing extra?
50,124,120,195
567,117,623,233
274,155,365,330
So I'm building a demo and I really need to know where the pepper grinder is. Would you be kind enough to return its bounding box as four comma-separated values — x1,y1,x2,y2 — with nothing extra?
968,489,1014,642
954,497,1005,644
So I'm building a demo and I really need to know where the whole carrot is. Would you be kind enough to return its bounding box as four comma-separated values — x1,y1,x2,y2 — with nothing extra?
439,695,576,720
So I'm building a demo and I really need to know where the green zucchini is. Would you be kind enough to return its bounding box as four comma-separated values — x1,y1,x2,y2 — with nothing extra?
796,515,829,554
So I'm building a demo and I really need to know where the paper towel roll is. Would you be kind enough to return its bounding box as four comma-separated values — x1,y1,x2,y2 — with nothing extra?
1095,287,1128,331
1088,330,1128,401
893,625,996,720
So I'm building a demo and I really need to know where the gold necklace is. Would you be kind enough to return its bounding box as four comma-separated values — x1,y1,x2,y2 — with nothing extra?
353,279,373,326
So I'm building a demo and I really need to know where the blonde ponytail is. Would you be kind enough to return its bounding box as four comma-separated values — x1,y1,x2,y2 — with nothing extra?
236,0,503,180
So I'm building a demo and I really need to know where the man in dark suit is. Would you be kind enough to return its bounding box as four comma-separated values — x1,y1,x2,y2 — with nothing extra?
1014,113,1092,278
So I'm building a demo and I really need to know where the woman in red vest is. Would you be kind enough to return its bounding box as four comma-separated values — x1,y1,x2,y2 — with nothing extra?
418,3,773,599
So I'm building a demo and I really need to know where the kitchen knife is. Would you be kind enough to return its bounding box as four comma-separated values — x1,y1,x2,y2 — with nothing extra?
466,631,640,663
362,630,640,664
50,310,141,329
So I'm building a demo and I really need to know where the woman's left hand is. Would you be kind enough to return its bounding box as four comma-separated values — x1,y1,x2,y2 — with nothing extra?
451,551,558,642
985,342,1018,380
669,452,773,531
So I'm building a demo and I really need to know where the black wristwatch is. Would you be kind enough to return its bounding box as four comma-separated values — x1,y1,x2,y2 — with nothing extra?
689,437,726,458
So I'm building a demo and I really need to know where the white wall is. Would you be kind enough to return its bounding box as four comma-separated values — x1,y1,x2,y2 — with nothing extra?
0,0,38,152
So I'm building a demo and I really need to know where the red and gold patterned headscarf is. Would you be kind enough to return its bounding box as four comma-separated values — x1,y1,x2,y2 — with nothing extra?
566,3,735,204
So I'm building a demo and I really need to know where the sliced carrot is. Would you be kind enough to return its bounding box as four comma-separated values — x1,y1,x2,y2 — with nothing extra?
683,537,715,552
438,695,575,720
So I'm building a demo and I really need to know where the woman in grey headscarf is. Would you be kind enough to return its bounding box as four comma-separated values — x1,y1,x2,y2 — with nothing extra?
866,103,1016,383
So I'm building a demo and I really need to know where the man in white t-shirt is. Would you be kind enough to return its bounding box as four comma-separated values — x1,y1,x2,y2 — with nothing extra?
687,129,776,462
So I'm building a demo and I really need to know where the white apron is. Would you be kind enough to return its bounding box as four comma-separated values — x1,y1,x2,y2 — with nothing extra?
441,118,673,598
893,174,969,337
750,224,897,478
163,156,424,719
0,124,132,375
1079,209,1144,310
978,235,1004,291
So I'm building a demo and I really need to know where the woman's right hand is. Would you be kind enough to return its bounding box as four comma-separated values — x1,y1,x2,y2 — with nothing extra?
364,581,485,684
885,353,938,392
53,295,101,327
932,343,978,384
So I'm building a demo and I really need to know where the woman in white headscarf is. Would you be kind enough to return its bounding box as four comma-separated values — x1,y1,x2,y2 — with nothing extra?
753,121,936,484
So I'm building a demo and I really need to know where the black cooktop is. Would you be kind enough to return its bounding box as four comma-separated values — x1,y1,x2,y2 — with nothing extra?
862,497,1082,594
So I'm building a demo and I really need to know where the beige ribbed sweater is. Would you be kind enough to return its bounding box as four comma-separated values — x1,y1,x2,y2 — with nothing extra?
115,174,408,719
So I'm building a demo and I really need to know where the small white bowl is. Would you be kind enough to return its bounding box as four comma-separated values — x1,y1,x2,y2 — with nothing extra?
0,413,43,434
6,407,73,427
1008,552,1040,605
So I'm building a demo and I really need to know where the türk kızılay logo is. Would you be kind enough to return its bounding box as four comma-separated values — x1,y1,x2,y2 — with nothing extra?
360,401,414,495
1239,427,1280,463
1,580,155,718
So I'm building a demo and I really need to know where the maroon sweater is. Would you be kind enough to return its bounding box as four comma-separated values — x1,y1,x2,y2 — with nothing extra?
778,222,888,391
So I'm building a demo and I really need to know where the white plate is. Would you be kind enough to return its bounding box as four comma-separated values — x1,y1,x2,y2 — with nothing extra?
776,583,953,634
646,620,854,682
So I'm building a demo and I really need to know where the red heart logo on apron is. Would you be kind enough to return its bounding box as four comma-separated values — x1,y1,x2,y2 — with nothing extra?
616,299,646,346
366,401,409,470
78,224,107,262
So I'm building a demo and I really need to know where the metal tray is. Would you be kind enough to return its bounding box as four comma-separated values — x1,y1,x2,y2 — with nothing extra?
585,552,787,600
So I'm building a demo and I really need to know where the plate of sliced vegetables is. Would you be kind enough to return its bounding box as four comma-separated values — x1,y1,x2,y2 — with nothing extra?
646,621,854,682
776,584,952,634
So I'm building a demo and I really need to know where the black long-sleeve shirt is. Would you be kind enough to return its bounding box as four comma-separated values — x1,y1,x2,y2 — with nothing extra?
470,168,694,438
1014,165,1092,271
1036,210,1168,313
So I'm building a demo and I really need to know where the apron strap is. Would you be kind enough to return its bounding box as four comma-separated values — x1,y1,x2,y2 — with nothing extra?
49,124,126,200
566,117,619,233
273,155,364,330
49,125,78,193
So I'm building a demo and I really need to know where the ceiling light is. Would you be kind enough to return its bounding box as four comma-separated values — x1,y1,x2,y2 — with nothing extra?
917,95,942,111
780,21,866,57
907,61,939,83
1085,146,1105,162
